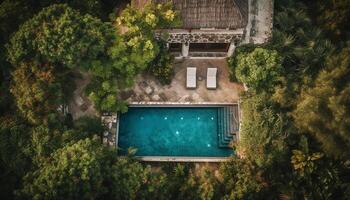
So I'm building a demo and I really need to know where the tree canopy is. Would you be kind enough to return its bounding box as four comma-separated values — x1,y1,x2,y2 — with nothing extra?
228,1,350,198
7,4,116,123
1,0,350,199
20,138,111,199
232,47,283,91
293,44,350,159
85,2,181,113
7,4,114,68
10,62,63,124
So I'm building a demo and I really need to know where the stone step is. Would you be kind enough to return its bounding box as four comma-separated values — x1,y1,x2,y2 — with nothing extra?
217,108,225,147
219,133,238,148
232,105,239,132
217,106,240,148
221,111,230,140
222,107,234,141
218,106,232,148
229,106,234,133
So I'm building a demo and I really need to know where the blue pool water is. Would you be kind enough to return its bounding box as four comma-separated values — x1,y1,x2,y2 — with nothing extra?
118,107,233,157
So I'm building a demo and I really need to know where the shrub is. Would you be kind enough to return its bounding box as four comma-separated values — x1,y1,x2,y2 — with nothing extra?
148,42,174,85
233,47,283,92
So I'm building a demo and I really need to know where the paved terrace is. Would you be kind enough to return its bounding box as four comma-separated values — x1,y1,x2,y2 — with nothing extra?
68,59,243,119
121,59,244,103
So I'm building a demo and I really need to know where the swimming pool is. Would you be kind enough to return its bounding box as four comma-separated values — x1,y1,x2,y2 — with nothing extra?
117,106,237,157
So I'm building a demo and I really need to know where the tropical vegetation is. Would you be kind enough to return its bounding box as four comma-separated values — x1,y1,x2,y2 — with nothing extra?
0,0,349,199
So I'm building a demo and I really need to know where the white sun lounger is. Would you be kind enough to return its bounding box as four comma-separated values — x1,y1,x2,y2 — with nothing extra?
186,67,196,88
207,68,217,89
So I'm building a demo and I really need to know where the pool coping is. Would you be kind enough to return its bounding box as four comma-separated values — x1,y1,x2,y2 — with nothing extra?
128,101,238,107
116,102,240,162
137,156,231,162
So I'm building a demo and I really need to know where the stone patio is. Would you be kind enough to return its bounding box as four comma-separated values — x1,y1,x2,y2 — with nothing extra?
122,59,244,103
68,72,99,120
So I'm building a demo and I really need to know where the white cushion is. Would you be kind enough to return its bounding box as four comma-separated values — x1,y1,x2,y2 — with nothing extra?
207,68,217,89
186,67,196,88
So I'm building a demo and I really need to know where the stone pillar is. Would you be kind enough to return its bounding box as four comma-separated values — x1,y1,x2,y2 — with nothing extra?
166,42,169,50
182,42,189,57
227,42,236,57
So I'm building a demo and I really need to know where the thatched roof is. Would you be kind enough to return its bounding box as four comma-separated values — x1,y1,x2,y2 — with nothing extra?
153,0,248,29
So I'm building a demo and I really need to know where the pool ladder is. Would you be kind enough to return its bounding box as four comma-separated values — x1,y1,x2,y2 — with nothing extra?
217,106,239,148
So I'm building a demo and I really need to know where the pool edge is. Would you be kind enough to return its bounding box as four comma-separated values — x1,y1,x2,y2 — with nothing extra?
116,102,240,161
137,156,231,162
128,101,238,107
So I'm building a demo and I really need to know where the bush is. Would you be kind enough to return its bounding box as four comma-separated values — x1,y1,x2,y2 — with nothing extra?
148,42,174,85
85,77,128,113
238,92,290,168
228,44,258,82
233,47,283,92
219,157,267,199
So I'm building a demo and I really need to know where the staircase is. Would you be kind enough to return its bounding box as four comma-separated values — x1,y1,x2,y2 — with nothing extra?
217,105,239,148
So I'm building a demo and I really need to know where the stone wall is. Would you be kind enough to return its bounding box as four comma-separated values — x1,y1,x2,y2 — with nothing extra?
155,29,244,45
167,32,243,44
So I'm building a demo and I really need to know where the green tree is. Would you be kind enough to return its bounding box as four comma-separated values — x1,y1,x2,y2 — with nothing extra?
86,2,181,112
0,0,36,116
7,4,115,122
232,47,283,92
156,163,200,200
39,0,103,18
312,0,350,41
238,92,290,168
218,157,266,199
293,45,350,159
270,0,334,109
0,0,126,115
19,138,112,199
7,4,114,68
29,118,103,162
19,137,158,200
288,136,349,199
10,62,63,124
0,116,31,199
85,77,122,112
106,156,151,199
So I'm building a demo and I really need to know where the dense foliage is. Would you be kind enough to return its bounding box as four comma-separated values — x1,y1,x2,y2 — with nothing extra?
7,4,114,68
148,42,174,84
228,0,350,199
10,63,63,124
86,2,181,112
305,0,350,42
7,4,115,124
20,138,106,199
293,44,350,159
1,0,349,199
238,93,289,168
0,0,128,117
231,47,282,91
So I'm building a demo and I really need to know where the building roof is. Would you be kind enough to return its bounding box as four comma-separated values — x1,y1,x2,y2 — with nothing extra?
153,0,248,29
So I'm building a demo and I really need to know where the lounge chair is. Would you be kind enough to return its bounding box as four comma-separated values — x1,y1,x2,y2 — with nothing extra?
186,67,196,88
207,68,217,89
